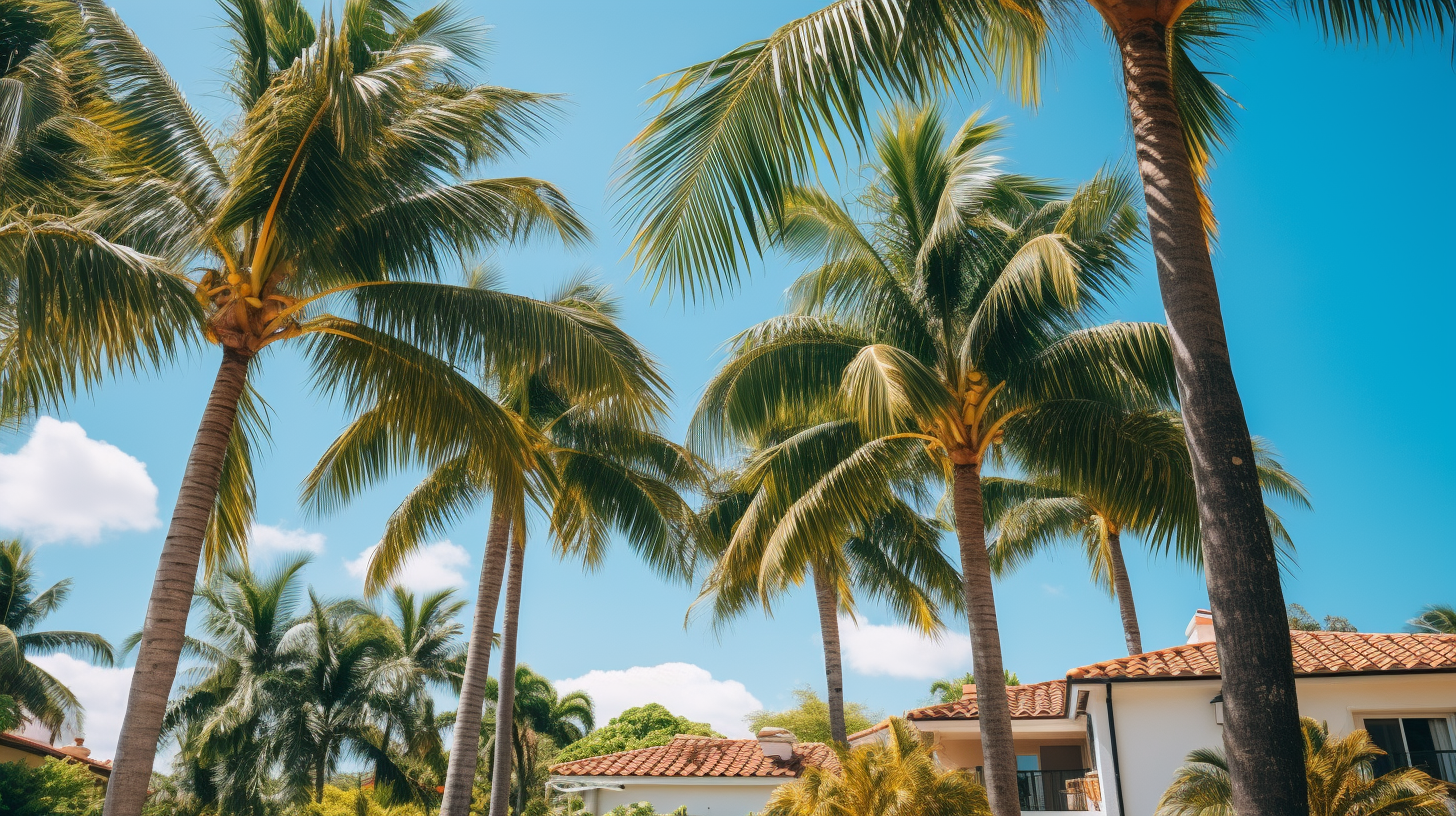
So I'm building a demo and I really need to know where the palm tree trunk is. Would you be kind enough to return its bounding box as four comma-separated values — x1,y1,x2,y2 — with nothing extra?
1107,15,1307,816
810,561,847,744
1105,530,1143,655
102,348,252,816
487,529,525,816
439,502,513,816
951,462,1018,816
315,744,328,802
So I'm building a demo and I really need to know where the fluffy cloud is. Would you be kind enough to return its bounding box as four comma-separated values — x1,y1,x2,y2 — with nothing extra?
250,523,326,557
0,418,159,543
839,615,975,680
345,540,470,592
21,654,134,761
556,663,763,738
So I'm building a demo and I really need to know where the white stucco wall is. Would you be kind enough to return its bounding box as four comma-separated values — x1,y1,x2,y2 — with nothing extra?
1081,673,1456,816
555,777,788,816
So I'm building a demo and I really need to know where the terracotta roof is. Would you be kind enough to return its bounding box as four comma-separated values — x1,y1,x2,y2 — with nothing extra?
846,720,891,742
0,732,113,777
905,680,1067,721
1068,631,1456,680
549,734,839,778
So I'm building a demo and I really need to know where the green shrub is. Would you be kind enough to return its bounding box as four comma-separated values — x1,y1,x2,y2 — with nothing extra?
0,758,104,816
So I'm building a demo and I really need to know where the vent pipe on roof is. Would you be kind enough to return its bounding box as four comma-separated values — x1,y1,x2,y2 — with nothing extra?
756,727,796,761
1186,609,1216,645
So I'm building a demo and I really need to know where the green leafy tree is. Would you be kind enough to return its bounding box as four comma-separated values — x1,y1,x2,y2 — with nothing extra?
688,105,1171,811
1157,718,1449,816
745,687,881,745
0,539,115,734
928,671,1020,705
604,805,687,816
763,717,988,816
1286,604,1357,633
0,757,104,816
986,409,1309,655
555,704,720,763
1408,605,1456,635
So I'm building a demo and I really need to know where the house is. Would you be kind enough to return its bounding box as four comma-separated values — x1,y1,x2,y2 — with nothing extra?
0,732,113,785
852,610,1456,816
547,730,838,815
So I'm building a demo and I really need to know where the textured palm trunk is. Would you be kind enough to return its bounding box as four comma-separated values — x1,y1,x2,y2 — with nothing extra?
487,530,525,816
314,745,328,802
1107,15,1307,816
439,503,513,816
103,348,252,816
1105,530,1143,655
951,462,1018,816
810,562,847,744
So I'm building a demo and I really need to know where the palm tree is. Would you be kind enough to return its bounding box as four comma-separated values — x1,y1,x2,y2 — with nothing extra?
307,276,701,816
1408,605,1456,635
985,409,1310,655
928,671,1020,704
484,665,594,816
688,105,1173,814
618,2,1452,813
63,3,606,811
0,539,115,736
1157,717,1451,816
690,418,962,744
764,717,989,816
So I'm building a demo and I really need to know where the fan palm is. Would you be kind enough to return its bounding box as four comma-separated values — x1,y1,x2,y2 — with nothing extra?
690,417,962,744
985,409,1310,655
619,0,1452,812
68,3,608,811
689,104,1173,814
764,717,989,816
0,539,115,735
1157,717,1451,816
1408,605,1456,635
306,276,702,816
484,664,594,816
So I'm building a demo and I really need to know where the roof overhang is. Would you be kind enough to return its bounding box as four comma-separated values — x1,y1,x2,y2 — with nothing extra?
548,775,790,787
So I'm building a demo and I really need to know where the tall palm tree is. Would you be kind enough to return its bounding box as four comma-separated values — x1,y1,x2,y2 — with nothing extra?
62,3,610,811
1157,717,1451,816
484,665,594,816
764,717,989,816
618,2,1452,813
306,276,701,816
0,539,115,736
688,105,1173,815
1408,605,1456,635
690,418,962,744
984,409,1310,655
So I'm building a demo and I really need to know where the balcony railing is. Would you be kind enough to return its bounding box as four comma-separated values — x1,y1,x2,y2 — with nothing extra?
1375,749,1456,784
1017,769,1093,811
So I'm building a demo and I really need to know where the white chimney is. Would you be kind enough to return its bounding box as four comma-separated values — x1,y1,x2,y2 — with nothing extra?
1185,609,1216,645
756,727,797,761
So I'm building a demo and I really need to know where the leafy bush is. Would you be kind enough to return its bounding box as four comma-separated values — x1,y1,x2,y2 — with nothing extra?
556,704,719,763
745,687,881,744
606,804,687,816
0,758,104,816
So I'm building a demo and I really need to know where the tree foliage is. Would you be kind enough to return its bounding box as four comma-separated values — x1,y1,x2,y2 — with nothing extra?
745,687,881,744
0,758,104,816
1407,605,1455,635
928,671,1020,704
555,704,720,763
1287,604,1357,633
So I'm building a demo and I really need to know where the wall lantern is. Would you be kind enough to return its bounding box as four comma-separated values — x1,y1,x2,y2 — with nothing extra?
1210,692,1225,725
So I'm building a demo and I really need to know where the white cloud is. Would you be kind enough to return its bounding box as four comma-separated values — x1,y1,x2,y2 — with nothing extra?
0,417,159,543
250,523,326,557
556,663,763,738
21,654,133,761
345,540,470,592
839,615,975,680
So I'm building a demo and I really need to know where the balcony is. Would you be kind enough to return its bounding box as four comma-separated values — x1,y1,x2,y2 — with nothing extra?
1017,768,1093,811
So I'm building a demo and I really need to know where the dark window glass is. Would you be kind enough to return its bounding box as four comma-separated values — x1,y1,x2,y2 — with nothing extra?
1364,718,1405,777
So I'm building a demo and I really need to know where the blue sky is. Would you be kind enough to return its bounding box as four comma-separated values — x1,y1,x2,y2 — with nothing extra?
12,0,1454,756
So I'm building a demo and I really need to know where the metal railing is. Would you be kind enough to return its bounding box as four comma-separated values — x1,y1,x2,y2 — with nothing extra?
1375,749,1456,784
1017,769,1092,811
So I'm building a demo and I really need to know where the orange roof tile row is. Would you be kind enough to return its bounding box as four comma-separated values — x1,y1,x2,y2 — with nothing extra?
0,732,113,776
549,734,839,778
905,680,1067,721
1067,631,1456,680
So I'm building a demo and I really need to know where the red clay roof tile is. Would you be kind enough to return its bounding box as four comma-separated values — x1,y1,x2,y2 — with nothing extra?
904,680,1067,721
1067,631,1456,680
549,734,840,778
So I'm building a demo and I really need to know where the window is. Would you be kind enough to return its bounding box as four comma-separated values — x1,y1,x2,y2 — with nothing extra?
1362,716,1455,783
1017,755,1040,771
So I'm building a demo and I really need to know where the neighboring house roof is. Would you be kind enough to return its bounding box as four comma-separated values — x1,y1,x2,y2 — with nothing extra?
0,732,113,777
549,734,840,778
846,720,890,742
904,680,1067,722
1067,631,1456,680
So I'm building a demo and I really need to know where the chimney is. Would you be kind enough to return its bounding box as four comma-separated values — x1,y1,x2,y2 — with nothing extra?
59,738,92,761
756,727,796,761
1186,609,1216,645
961,683,976,700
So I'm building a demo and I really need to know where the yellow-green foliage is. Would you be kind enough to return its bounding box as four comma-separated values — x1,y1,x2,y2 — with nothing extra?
296,786,429,816
0,758,104,816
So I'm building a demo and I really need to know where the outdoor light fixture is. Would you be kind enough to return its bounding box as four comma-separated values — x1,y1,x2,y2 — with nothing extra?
1211,692,1225,725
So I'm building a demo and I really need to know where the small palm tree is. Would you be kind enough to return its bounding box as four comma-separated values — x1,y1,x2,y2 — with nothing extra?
928,671,1020,705
1408,605,1456,635
0,539,115,736
1157,717,1451,816
765,717,988,816
985,409,1309,655
485,664,594,816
